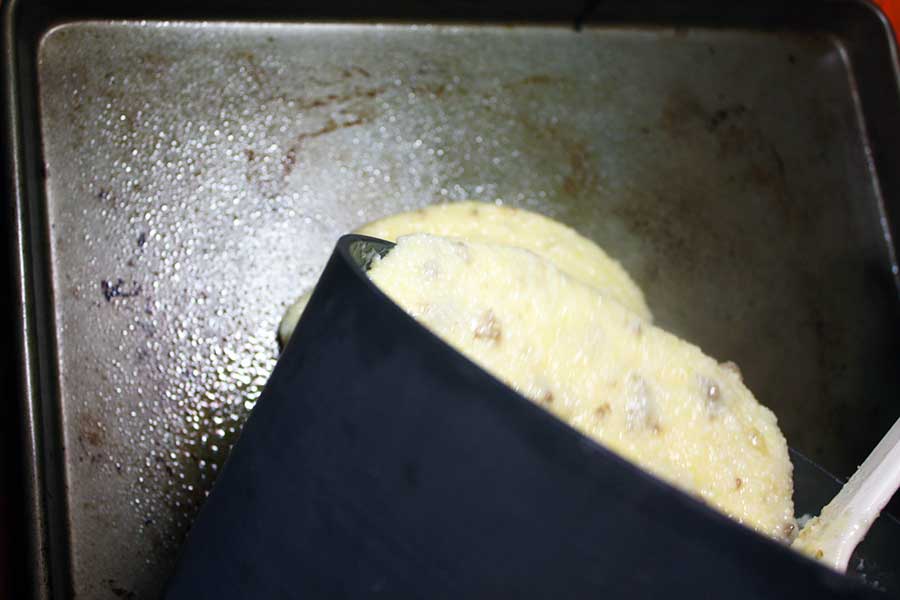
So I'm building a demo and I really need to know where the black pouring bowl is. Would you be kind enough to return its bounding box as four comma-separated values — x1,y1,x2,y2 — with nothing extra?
166,235,900,599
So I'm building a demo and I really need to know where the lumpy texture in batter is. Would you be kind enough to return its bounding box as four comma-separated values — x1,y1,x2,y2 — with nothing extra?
367,234,796,541
278,202,650,345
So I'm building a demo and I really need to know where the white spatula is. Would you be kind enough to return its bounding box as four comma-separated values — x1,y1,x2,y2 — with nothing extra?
793,417,900,571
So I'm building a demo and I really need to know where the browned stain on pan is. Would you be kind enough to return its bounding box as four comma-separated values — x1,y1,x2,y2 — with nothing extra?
562,141,595,197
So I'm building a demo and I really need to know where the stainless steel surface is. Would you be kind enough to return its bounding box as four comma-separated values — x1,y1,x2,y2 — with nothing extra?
25,19,900,599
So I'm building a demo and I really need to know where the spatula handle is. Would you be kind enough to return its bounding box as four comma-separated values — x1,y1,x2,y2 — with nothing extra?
793,417,900,571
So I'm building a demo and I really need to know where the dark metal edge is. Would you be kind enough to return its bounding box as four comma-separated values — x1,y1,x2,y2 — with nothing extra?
3,0,46,598
2,0,48,598
3,0,73,598
834,0,900,295
4,1,900,599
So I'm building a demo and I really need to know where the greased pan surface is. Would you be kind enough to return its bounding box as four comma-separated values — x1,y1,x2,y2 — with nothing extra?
5,1,900,597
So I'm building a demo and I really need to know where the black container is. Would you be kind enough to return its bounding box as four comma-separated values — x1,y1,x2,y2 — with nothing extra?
166,235,895,599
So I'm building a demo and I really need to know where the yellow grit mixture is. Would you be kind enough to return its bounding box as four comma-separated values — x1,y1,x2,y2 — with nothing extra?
277,202,651,345
366,234,797,541
279,201,796,541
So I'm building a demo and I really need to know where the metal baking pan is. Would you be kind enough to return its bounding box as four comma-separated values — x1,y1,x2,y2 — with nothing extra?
4,0,900,598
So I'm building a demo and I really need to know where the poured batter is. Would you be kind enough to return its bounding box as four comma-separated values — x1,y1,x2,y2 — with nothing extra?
278,202,651,345
367,234,796,540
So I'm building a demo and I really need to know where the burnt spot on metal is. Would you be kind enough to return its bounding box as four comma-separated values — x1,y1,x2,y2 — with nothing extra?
138,52,176,78
562,141,596,197
76,412,106,466
595,402,611,418
79,412,106,448
96,187,112,202
228,49,267,89
283,86,386,112
705,105,793,223
101,278,142,302
106,579,137,599
286,116,367,160
539,390,554,405
83,429,103,447
735,477,743,490
410,82,448,98
707,104,748,132
282,147,297,178
502,74,562,90
658,89,707,138
610,197,695,277
618,88,798,277
495,109,600,199
340,65,372,79
154,454,175,477
246,79,382,194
